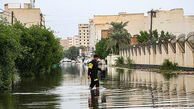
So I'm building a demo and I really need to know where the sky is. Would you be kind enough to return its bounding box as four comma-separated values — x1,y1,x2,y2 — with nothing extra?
0,0,194,39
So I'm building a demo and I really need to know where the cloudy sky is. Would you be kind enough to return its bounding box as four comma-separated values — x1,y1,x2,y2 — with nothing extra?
0,0,194,39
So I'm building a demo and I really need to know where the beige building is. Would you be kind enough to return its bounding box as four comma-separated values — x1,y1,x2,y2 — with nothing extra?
67,37,73,47
72,35,80,47
89,9,194,51
78,24,90,47
1,3,45,27
60,35,80,50
60,39,69,51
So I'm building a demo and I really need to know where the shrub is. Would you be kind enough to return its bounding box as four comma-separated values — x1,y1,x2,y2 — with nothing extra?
0,21,63,91
126,57,133,68
14,24,63,77
160,59,178,71
115,57,124,66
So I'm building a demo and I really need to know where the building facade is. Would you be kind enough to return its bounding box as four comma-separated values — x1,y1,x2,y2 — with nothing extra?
60,35,80,50
60,39,69,51
67,37,73,47
89,9,194,51
1,3,45,27
78,24,90,47
72,35,80,47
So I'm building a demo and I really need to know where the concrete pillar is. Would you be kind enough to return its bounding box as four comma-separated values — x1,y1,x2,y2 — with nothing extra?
184,42,193,67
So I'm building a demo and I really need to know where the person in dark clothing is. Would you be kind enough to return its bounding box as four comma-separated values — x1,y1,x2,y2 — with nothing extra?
88,55,103,89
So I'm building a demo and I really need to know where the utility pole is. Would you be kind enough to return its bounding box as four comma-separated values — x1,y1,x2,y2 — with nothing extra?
150,9,154,41
40,13,42,26
11,11,14,25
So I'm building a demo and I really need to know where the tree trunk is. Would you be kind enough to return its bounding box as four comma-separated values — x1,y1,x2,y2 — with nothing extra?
116,44,119,55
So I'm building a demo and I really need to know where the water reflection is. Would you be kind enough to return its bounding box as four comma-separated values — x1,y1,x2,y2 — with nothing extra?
0,64,194,109
88,89,100,109
0,67,63,109
102,67,194,108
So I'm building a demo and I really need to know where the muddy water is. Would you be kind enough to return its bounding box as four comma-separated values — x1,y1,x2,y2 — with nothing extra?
0,63,194,109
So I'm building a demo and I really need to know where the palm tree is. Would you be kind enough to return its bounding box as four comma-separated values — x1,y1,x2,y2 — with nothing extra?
107,22,131,55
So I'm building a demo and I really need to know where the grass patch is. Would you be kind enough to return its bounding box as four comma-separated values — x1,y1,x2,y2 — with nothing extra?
160,59,179,71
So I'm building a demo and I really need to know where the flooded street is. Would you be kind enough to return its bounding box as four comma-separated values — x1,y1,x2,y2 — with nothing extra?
1,63,194,109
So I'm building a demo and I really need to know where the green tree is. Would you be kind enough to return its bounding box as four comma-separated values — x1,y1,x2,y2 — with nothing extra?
64,46,79,60
0,21,63,90
136,31,150,43
0,21,22,90
137,30,175,44
107,22,131,55
152,29,159,40
14,23,63,77
95,38,110,59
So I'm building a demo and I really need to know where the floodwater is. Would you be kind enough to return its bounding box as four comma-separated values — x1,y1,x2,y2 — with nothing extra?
1,63,194,109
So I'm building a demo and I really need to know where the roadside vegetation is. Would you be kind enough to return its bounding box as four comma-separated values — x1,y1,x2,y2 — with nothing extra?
107,22,131,55
95,38,110,59
0,21,63,91
136,30,175,44
115,56,133,68
63,46,84,60
151,59,179,74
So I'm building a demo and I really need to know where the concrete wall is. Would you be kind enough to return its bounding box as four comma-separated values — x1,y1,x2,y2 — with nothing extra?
107,55,120,66
119,33,194,68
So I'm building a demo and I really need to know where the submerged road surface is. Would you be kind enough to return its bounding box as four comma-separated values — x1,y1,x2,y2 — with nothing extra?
1,63,194,109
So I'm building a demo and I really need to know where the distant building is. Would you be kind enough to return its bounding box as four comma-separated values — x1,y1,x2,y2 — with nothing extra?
72,35,80,47
60,35,80,50
89,9,194,51
1,3,45,27
60,39,69,51
78,24,90,47
67,37,73,47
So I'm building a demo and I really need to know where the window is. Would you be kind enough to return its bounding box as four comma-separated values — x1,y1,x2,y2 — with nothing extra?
79,33,81,35
84,33,85,35
87,33,89,35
